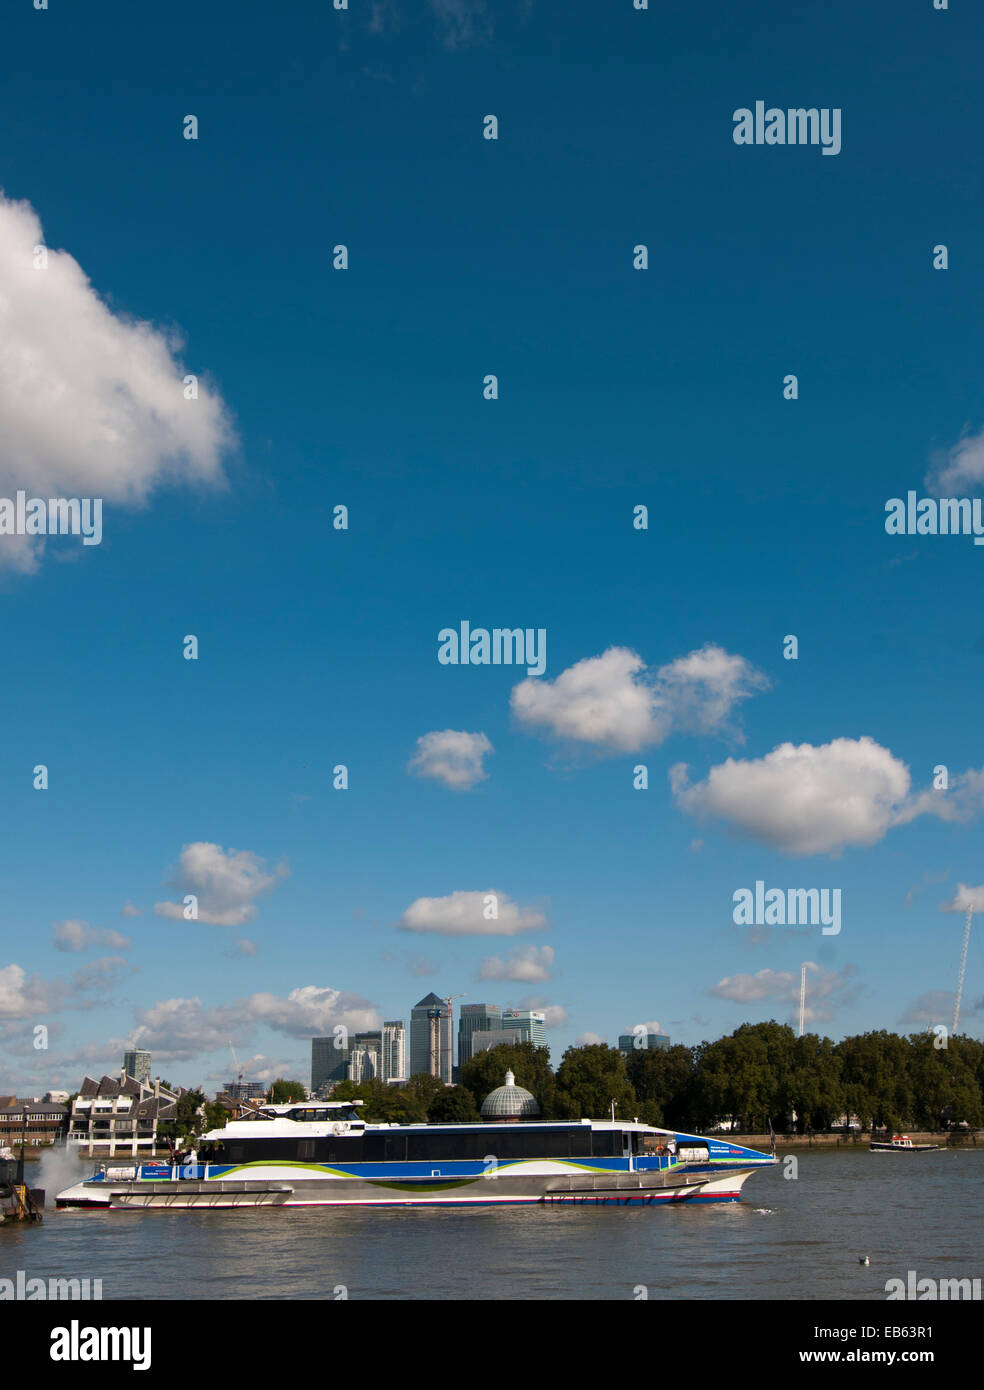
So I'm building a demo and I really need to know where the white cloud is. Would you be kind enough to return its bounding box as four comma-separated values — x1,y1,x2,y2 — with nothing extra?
477,945,555,983
709,964,856,1023
511,644,767,755
0,963,52,1019
127,996,248,1060
228,938,258,957
120,901,143,918
245,985,380,1040
926,425,984,493
52,919,130,953
628,1020,664,1036
673,739,984,857
671,737,913,856
154,842,287,925
400,889,547,936
577,1031,605,1045
0,959,132,1020
126,983,380,1059
939,883,984,914
408,729,493,791
515,995,568,1030
0,191,234,574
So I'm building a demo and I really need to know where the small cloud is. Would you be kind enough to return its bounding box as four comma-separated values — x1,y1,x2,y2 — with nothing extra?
515,995,568,1030
120,901,143,919
407,729,493,791
154,842,287,926
926,424,984,493
477,945,555,983
577,1031,604,1045
53,920,130,953
226,939,258,958
400,890,547,937
939,883,984,914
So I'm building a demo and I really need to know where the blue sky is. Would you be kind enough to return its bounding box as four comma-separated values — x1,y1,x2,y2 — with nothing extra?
2,0,983,1094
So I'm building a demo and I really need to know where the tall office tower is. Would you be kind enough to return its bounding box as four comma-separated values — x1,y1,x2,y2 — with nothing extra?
409,993,452,1083
346,1048,379,1084
617,1029,670,1058
501,1009,547,1049
458,1004,502,1067
470,1028,519,1053
381,1021,406,1083
122,1050,151,1085
311,1035,351,1093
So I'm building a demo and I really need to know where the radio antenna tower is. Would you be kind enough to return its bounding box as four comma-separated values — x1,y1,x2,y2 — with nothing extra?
952,907,974,1036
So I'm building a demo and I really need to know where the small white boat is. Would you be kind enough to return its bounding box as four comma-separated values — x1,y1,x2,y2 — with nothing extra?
869,1134,939,1153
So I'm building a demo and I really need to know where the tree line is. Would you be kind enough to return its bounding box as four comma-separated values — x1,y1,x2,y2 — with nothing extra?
323,1022,984,1134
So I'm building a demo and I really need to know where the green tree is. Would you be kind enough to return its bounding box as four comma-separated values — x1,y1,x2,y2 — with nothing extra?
554,1044,635,1120
837,1032,914,1131
626,1044,695,1129
267,1079,308,1104
428,1086,481,1123
786,1033,843,1132
460,1043,557,1117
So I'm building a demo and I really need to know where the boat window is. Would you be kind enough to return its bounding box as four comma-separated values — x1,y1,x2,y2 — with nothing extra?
591,1131,621,1157
298,1140,316,1160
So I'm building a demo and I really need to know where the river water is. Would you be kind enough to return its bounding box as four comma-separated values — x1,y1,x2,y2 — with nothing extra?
2,1147,981,1300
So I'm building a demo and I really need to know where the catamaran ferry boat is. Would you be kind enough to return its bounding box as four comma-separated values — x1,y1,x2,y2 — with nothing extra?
56,1096,776,1210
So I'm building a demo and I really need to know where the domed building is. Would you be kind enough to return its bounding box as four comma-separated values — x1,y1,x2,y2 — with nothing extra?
480,1070,540,1123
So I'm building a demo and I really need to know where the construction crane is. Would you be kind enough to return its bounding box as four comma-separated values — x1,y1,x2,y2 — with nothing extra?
952,907,974,1036
228,1041,245,1086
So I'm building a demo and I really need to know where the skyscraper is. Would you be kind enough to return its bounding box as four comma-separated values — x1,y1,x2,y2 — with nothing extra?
122,1050,151,1085
311,1035,351,1093
617,1029,670,1057
409,993,452,1082
458,1003,502,1066
381,1021,406,1083
501,1009,547,1049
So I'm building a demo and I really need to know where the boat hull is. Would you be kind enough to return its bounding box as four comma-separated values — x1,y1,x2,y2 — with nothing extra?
57,1165,762,1210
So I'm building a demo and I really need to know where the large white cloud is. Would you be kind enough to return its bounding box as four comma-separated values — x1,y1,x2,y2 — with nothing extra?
477,945,555,983
511,644,767,755
671,737,913,856
673,737,984,856
0,190,233,573
154,842,287,925
407,729,493,790
400,889,547,936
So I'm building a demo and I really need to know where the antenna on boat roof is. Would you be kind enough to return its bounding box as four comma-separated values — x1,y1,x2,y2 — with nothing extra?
610,1099,616,1122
